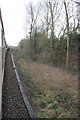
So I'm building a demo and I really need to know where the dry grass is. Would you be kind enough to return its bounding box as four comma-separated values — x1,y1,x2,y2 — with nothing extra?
17,59,78,118
18,59,78,97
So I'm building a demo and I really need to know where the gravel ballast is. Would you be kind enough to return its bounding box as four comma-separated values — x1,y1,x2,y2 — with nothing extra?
2,51,29,119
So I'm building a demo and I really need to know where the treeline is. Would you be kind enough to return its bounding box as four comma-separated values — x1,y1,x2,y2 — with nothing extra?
17,0,79,72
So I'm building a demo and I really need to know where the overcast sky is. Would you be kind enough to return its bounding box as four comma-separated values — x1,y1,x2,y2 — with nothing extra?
0,0,39,46
0,0,78,46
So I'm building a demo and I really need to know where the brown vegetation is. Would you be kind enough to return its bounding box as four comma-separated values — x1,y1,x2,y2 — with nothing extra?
13,0,79,118
16,58,78,118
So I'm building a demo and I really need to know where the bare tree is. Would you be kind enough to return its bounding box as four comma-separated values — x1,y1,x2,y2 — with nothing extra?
42,1,50,38
26,2,40,57
63,0,70,70
48,0,61,63
62,0,78,70
76,1,80,33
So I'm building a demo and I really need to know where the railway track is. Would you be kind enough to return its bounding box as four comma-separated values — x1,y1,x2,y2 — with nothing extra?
2,50,36,119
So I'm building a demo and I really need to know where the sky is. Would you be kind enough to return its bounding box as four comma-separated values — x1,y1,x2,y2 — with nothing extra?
0,0,39,46
0,0,78,46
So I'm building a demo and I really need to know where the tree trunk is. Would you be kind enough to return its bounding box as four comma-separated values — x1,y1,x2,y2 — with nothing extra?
49,1,55,64
63,0,70,70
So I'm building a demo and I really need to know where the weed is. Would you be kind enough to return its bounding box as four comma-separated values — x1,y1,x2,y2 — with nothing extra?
40,96,52,105
14,56,78,118
36,111,48,118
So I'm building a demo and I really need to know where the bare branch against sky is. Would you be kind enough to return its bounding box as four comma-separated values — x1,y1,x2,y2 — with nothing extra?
0,0,40,46
0,0,78,46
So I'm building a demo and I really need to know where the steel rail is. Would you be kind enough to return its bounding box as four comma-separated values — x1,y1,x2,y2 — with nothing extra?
11,51,36,119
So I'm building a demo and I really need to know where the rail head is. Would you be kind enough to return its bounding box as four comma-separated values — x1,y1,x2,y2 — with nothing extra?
11,52,36,119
